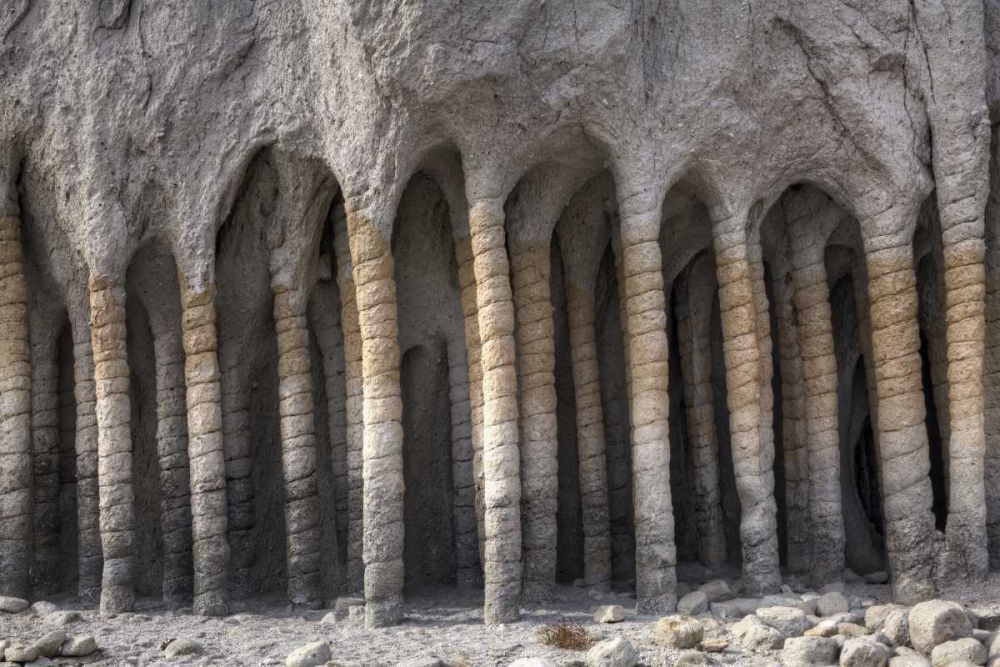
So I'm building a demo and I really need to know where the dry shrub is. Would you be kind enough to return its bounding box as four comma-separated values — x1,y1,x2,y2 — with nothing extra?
536,622,595,650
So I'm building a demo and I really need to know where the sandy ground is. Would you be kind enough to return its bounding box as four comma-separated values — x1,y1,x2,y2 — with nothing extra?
4,571,998,667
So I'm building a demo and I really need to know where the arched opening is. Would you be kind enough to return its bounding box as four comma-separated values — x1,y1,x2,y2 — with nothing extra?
391,172,467,593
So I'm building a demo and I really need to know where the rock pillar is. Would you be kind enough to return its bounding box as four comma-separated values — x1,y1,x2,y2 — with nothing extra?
711,212,781,596
273,286,322,607
509,239,558,601
346,209,405,628
788,226,845,583
333,207,365,594
152,328,193,601
71,311,102,602
863,209,936,603
447,334,482,587
0,214,32,599
178,279,230,616
675,263,728,566
89,277,135,614
468,198,522,624
618,196,676,613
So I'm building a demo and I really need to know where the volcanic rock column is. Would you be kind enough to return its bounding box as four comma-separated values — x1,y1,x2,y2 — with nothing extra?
333,207,365,594
273,286,322,607
0,213,32,599
455,235,487,565
30,316,61,593
447,334,481,587
178,279,230,615
71,304,102,602
618,192,676,613
309,284,349,583
509,237,558,601
221,358,253,596
788,222,845,583
772,273,810,574
863,206,936,603
468,198,522,624
347,208,405,627
675,264,727,566
152,326,193,602
88,276,135,614
711,211,781,596
565,281,613,589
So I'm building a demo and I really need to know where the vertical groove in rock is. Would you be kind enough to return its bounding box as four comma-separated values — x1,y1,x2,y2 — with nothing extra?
88,276,135,614
273,286,322,607
153,328,193,602
712,214,781,596
0,214,32,599
510,240,557,601
676,265,727,566
447,333,482,588
72,309,102,602
566,282,613,589
179,279,230,616
347,210,405,627
455,235,487,569
468,198,522,624
789,226,845,583
864,224,936,603
309,285,349,590
619,208,676,613
333,206,365,595
30,317,61,593
772,272,810,574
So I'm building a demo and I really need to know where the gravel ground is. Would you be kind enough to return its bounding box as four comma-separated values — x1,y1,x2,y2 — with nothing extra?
4,572,995,667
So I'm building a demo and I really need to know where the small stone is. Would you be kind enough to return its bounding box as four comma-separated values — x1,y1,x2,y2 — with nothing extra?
884,609,910,648
678,592,709,616
32,630,66,658
395,658,443,667
972,629,990,644
868,605,908,633
700,638,728,653
320,612,339,624
864,571,890,584
930,638,986,666
761,594,802,608
888,657,930,667
909,601,973,655
286,641,331,667
5,644,40,662
44,610,81,625
782,636,840,667
24,658,54,667
163,639,204,658
838,623,871,639
333,597,365,610
0,596,30,614
806,620,841,638
756,606,810,637
29,601,58,616
698,580,732,602
674,650,711,667
585,636,637,667
817,592,850,617
840,637,890,667
710,597,759,619
732,614,785,652
60,635,98,657
593,605,626,623
820,582,846,594
653,615,704,649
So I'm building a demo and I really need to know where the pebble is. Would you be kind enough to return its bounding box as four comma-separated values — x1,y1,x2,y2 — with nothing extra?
60,635,98,657
33,630,66,658
286,641,331,667
585,636,637,667
592,604,626,623
0,597,30,614
29,601,58,616
163,638,204,658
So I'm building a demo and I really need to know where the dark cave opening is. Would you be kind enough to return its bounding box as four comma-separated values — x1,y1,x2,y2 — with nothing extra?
920,329,948,532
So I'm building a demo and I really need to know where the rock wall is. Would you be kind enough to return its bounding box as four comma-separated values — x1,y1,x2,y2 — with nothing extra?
0,0,999,626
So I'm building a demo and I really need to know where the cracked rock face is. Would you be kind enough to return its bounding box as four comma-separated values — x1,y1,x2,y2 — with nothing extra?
1,0,999,631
